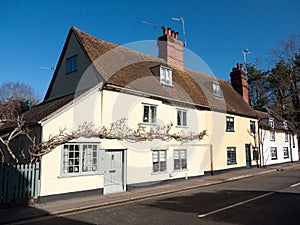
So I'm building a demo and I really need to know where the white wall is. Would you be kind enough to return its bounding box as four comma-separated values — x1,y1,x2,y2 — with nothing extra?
260,129,299,166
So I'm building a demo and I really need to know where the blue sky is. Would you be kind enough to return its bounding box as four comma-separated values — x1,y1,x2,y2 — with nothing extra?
1,0,299,98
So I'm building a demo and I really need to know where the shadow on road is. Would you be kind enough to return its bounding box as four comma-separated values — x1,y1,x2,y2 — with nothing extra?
0,204,94,225
143,190,300,225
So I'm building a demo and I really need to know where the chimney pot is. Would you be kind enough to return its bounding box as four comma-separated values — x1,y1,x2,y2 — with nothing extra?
174,32,179,39
167,27,171,35
171,30,175,38
162,27,168,35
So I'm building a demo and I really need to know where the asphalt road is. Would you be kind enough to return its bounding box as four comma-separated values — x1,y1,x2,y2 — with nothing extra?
15,168,300,225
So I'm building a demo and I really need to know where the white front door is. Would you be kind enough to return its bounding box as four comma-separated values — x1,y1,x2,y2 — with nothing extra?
104,150,124,194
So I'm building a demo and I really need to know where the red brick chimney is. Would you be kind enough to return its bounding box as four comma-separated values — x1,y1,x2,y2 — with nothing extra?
157,27,184,70
230,63,249,104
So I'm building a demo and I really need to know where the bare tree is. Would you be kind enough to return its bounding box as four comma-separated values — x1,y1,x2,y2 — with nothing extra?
0,81,41,121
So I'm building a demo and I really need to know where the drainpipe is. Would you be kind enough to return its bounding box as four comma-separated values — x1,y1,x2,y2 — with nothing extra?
257,118,264,168
289,131,294,163
210,144,213,176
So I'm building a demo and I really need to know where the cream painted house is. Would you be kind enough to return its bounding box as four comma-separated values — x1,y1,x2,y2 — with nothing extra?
2,27,262,200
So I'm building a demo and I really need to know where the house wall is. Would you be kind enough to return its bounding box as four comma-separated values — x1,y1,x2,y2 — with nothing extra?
40,90,103,197
101,90,208,186
39,89,210,196
46,32,102,101
260,129,299,166
39,88,260,197
205,111,259,171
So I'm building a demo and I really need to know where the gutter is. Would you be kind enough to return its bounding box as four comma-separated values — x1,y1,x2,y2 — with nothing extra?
105,83,210,110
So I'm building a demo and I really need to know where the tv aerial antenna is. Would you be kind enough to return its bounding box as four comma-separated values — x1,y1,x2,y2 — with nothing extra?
40,66,55,71
172,17,186,47
240,49,251,72
142,21,163,29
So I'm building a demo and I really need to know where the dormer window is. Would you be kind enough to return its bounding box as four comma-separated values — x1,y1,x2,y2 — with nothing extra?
283,121,288,130
268,118,274,129
160,66,172,86
66,55,78,74
212,82,221,98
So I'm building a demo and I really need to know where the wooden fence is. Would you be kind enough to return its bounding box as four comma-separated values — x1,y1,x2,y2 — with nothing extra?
0,162,40,205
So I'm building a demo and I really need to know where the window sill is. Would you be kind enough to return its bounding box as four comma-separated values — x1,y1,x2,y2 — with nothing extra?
213,95,223,99
151,171,168,175
271,158,278,160
59,172,102,178
284,157,289,159
160,83,174,88
227,163,237,165
176,125,188,128
140,122,157,126
172,169,188,172
226,130,235,132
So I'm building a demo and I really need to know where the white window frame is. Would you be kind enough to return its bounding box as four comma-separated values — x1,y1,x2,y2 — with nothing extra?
212,82,221,98
285,132,289,142
226,116,235,132
61,143,99,176
66,55,78,74
173,149,187,171
283,147,289,159
283,121,288,130
160,66,173,86
270,130,275,141
271,147,277,160
142,104,157,124
227,147,237,165
268,118,274,128
177,109,187,127
152,149,167,173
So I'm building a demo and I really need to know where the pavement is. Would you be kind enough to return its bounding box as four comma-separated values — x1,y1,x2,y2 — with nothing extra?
1,161,300,224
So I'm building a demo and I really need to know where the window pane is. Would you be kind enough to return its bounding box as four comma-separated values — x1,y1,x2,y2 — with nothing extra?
177,110,181,126
152,151,158,162
183,111,187,126
160,151,166,161
150,106,156,123
181,158,187,169
250,121,255,133
143,105,149,122
174,150,179,159
153,162,159,172
283,147,289,158
174,159,181,170
160,161,166,171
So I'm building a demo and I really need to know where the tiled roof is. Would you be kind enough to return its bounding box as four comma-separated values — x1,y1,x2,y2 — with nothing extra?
1,26,259,132
72,27,257,118
0,94,76,131
255,108,295,132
